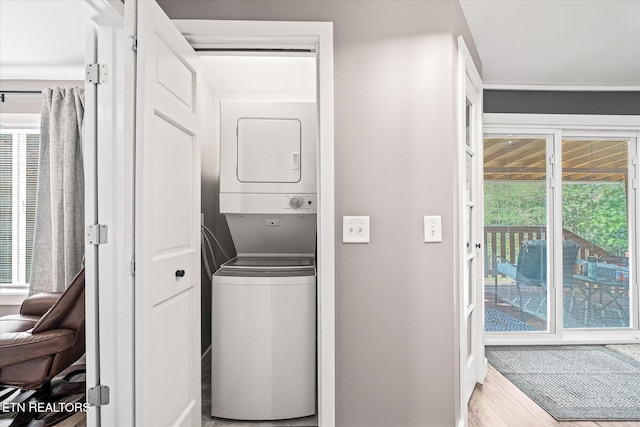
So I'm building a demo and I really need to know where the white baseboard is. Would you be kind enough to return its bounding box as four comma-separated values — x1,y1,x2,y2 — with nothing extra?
479,357,488,384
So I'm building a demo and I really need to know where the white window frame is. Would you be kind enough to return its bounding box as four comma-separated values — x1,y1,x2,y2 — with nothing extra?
484,113,640,344
0,121,40,304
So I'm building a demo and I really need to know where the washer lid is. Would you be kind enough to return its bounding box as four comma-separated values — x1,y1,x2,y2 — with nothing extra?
214,268,316,278
221,256,315,271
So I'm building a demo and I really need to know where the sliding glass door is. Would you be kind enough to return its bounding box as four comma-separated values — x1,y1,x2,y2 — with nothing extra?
562,137,632,329
484,134,552,333
484,130,638,336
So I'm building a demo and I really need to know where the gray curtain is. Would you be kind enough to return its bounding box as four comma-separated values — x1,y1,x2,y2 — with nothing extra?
30,87,85,294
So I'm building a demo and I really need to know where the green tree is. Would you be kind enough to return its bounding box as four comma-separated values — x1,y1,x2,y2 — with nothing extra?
484,181,628,256
563,182,627,256
484,182,546,227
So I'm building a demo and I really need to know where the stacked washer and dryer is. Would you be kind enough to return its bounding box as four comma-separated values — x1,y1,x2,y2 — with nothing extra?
212,101,317,421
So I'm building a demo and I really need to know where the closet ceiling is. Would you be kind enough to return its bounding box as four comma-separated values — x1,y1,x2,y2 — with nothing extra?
0,0,86,80
460,0,640,87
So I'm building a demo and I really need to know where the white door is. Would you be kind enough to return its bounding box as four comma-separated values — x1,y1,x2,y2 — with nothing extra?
457,36,484,415
127,1,201,425
462,84,482,401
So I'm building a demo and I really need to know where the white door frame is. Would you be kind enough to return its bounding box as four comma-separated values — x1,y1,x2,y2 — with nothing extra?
456,36,485,427
84,8,336,426
81,1,129,426
175,20,336,426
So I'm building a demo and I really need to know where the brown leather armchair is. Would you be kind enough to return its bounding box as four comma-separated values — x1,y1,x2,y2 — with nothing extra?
0,268,85,390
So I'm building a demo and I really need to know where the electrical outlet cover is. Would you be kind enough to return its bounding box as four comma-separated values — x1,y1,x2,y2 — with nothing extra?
343,216,370,243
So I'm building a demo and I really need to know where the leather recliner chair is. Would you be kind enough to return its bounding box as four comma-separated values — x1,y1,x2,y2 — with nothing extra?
0,268,85,391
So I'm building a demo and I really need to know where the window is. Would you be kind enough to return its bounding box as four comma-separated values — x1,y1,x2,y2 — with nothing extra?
0,127,39,288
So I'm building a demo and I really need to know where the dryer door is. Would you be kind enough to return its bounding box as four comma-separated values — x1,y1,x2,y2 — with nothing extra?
237,118,301,183
220,101,316,194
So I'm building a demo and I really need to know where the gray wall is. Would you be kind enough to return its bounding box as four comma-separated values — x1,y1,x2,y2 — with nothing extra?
157,1,480,425
485,90,640,115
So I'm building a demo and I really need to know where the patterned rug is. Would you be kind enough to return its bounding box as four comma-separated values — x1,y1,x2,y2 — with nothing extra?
0,364,86,427
486,346,640,420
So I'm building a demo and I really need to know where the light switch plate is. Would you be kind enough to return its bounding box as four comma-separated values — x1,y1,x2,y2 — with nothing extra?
424,215,442,243
343,216,370,243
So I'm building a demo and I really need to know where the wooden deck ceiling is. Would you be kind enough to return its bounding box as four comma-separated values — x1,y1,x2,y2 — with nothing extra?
484,137,629,182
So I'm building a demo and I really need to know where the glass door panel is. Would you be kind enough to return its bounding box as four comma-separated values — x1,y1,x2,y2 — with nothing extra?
484,135,549,332
562,138,631,329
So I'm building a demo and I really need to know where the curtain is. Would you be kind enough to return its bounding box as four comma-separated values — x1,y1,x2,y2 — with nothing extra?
29,87,85,294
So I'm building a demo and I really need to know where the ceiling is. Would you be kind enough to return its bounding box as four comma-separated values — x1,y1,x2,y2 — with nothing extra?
1,0,638,87
0,0,87,80
459,0,640,87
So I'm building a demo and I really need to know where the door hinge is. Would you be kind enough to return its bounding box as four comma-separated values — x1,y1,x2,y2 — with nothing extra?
129,258,136,275
86,63,108,84
87,385,110,407
87,224,108,245
129,35,137,51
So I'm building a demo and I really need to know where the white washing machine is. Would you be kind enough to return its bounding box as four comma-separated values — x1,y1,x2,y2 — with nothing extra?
212,257,316,420
212,100,318,420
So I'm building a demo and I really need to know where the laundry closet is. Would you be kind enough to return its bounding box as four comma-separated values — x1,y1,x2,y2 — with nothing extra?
86,2,334,424
199,53,319,420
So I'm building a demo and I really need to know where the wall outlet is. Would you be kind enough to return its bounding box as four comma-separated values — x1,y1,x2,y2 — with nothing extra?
343,216,370,243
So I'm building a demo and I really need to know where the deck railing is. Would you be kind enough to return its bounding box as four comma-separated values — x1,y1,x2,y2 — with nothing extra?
484,226,613,277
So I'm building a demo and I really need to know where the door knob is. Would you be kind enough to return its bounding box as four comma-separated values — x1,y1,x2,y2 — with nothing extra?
175,269,185,278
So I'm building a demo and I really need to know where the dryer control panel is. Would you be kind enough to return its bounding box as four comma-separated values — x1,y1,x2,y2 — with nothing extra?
220,193,317,214
286,195,314,211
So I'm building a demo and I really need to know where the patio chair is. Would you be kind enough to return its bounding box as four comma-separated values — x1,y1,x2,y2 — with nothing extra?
494,240,579,321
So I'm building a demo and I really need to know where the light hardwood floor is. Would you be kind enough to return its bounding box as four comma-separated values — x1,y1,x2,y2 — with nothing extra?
469,365,639,427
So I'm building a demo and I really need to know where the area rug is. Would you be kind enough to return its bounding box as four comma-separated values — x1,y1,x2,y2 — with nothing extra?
486,345,640,420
